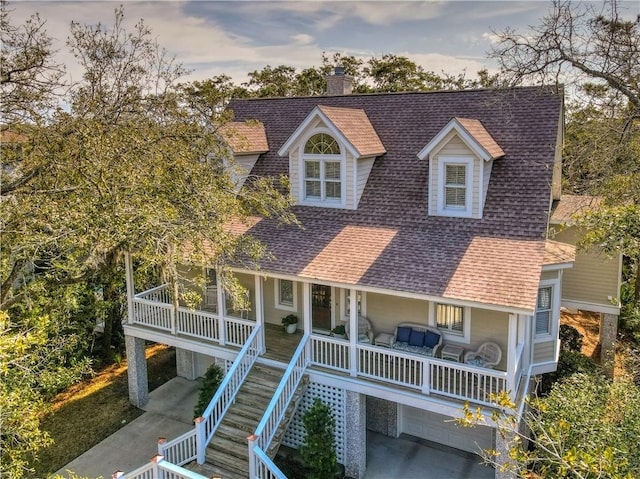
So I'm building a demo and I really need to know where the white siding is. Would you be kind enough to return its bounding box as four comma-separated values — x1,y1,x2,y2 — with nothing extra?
262,277,303,325
481,160,493,211
290,149,300,202
345,151,355,209
356,156,375,206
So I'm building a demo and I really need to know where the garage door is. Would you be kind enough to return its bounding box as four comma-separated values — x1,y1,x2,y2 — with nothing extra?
400,406,493,454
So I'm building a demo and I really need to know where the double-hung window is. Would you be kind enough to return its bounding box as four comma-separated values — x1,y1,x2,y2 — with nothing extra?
436,157,473,217
535,286,553,337
302,132,343,204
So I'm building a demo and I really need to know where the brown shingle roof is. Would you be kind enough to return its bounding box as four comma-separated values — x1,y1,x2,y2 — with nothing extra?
543,240,576,266
550,195,602,224
219,121,268,154
317,105,386,157
228,86,563,312
455,118,505,160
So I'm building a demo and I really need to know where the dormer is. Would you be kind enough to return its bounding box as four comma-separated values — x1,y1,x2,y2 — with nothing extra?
278,105,385,209
219,121,269,190
418,117,504,219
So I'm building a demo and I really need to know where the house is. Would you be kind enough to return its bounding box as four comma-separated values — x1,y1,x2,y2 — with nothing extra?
121,72,621,479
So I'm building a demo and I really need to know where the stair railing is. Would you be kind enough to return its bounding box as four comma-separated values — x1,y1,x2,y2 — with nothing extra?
248,334,311,478
195,325,262,464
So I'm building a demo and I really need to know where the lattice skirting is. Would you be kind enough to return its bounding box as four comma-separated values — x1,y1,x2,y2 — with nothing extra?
282,381,346,463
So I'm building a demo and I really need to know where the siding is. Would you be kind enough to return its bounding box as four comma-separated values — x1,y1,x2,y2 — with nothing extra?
533,340,556,363
263,277,303,325
290,149,299,202
356,156,375,207
430,134,481,218
366,293,429,334
553,226,620,308
540,270,560,281
482,160,493,211
345,151,355,209
233,154,259,190
466,308,508,370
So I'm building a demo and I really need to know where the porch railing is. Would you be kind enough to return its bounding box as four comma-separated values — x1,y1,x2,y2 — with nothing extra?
249,334,311,478
311,334,508,407
132,285,255,346
158,431,198,467
195,326,262,463
118,455,206,479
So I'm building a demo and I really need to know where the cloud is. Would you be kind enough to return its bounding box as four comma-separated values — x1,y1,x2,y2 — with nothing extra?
482,32,502,45
291,33,315,45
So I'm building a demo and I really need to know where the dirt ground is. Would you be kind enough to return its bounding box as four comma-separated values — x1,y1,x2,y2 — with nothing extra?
561,309,601,361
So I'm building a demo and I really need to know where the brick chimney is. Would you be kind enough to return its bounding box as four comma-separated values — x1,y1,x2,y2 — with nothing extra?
326,66,353,95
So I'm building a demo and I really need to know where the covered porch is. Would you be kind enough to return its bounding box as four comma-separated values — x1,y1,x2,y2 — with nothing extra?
125,273,527,409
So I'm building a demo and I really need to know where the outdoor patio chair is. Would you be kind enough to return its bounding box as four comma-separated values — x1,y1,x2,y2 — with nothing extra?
464,342,502,368
346,316,373,343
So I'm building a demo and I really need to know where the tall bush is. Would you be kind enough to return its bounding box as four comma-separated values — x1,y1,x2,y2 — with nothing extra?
300,398,337,479
193,363,224,418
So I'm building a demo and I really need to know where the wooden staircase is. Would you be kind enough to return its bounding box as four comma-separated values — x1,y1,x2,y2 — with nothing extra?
187,364,308,479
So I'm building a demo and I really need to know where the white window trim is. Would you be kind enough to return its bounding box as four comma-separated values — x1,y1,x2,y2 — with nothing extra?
298,128,347,208
338,288,367,322
534,279,560,343
428,301,471,343
436,156,474,217
274,278,297,312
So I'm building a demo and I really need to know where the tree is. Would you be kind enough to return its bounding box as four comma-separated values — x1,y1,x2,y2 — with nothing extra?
300,398,337,479
462,373,640,478
0,0,65,124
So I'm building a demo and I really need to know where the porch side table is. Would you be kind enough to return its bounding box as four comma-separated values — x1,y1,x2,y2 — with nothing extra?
441,343,464,362
374,332,394,348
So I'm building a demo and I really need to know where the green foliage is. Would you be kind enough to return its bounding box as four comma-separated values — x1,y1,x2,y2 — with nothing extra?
300,398,337,479
193,363,224,418
281,314,298,326
539,350,598,396
559,324,584,352
331,324,346,336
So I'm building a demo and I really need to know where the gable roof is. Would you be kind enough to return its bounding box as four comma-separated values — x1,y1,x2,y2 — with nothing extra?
277,105,385,158
220,121,268,154
543,239,576,267
228,86,563,312
418,117,505,161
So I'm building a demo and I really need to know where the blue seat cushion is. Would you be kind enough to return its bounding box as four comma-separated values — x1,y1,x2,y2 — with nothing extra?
396,326,412,343
424,330,441,349
409,330,425,347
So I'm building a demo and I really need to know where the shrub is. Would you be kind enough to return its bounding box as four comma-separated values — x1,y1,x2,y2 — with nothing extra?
193,363,224,418
559,324,583,352
538,350,598,396
300,398,337,479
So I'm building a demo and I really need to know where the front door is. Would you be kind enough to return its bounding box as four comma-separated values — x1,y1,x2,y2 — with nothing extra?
311,284,332,331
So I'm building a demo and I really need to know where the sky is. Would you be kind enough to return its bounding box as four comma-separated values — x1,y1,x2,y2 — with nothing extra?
9,1,561,86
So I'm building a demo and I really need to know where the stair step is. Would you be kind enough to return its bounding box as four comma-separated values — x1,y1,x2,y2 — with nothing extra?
186,460,246,479
216,422,256,443
206,446,249,476
225,405,263,424
209,435,249,459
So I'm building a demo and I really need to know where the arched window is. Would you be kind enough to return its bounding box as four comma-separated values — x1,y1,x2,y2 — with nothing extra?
302,132,343,203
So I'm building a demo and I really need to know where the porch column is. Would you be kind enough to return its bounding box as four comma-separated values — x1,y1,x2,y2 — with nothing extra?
349,288,358,377
125,335,148,407
124,252,135,324
344,391,366,479
600,313,618,378
303,282,312,334
216,271,226,345
176,348,198,380
494,428,517,479
506,314,517,394
254,274,266,354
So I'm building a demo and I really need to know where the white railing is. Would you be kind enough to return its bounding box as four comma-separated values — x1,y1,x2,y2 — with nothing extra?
358,343,424,390
247,442,287,479
310,335,350,372
177,307,219,342
510,342,525,397
225,317,256,347
133,298,174,331
135,284,172,304
158,431,198,466
118,455,207,479
430,359,508,406
249,335,311,478
195,326,262,463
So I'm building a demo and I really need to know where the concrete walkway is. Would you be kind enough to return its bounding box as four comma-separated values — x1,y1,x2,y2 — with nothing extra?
55,377,200,479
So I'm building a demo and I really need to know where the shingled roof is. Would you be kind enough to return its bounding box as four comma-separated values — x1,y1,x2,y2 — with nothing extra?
228,86,563,312
219,121,269,154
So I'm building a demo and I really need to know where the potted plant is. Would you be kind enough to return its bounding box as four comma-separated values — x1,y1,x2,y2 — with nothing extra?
331,324,347,339
281,314,298,334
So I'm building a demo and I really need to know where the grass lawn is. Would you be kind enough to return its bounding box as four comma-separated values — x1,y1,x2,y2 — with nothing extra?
33,344,176,478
